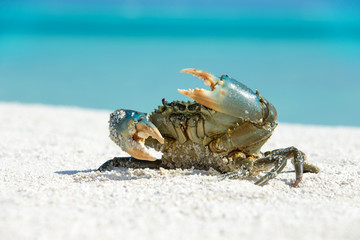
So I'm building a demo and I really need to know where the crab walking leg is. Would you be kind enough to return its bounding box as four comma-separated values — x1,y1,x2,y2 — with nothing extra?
98,157,164,172
220,169,249,180
253,156,288,186
254,147,309,187
218,155,287,184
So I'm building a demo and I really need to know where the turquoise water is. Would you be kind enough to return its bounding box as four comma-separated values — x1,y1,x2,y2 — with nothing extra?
1,35,359,126
1,3,360,126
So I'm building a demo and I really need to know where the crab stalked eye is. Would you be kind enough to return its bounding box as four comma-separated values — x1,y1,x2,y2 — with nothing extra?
220,74,229,80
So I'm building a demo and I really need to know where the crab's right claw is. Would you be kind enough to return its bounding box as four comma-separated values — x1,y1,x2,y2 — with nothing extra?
178,68,277,124
109,109,164,161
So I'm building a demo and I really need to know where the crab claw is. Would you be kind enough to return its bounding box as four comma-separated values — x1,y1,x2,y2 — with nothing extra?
178,68,277,123
180,68,218,91
109,109,164,161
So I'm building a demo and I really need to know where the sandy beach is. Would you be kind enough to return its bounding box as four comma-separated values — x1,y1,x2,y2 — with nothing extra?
0,102,359,240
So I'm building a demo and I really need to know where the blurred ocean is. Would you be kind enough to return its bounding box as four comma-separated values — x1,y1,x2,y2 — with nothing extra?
1,1,360,126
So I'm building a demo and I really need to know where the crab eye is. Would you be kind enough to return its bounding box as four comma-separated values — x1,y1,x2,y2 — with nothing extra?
188,104,198,111
220,74,229,80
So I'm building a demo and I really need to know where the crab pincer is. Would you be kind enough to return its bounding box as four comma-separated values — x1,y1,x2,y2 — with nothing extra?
109,109,164,160
178,68,277,124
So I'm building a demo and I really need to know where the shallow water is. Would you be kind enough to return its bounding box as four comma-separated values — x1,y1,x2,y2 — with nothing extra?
1,35,359,126
1,2,360,126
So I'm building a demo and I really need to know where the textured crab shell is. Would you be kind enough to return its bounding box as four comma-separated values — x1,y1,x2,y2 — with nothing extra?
149,100,243,144
143,100,275,172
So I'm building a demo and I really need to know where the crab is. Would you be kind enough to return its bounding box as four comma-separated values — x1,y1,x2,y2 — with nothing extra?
98,68,319,187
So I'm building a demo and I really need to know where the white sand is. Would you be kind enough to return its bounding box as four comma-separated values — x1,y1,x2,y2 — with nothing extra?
1,102,360,240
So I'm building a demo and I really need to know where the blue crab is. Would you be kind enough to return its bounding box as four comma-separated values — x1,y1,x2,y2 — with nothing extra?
98,69,319,187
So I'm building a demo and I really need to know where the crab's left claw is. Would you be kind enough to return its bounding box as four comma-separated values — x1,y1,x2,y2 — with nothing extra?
178,68,277,124
109,109,164,161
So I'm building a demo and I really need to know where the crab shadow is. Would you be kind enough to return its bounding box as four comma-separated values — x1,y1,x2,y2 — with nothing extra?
97,168,158,181
274,170,298,187
55,168,297,185
55,168,153,181
55,169,95,175
55,167,221,182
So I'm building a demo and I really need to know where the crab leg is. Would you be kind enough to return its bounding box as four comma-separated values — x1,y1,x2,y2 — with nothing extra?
178,68,277,124
254,147,316,187
109,109,164,161
98,157,164,171
220,147,319,187
253,155,288,186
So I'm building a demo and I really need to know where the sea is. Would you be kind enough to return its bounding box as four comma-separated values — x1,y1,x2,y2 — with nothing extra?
1,2,359,126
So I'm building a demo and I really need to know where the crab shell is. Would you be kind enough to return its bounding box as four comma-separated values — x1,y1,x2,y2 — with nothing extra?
109,69,277,171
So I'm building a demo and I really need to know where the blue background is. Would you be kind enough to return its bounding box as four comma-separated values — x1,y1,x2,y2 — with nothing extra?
1,0,360,126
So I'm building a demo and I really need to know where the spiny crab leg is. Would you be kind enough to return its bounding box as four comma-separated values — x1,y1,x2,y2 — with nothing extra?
109,109,164,161
178,68,274,123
